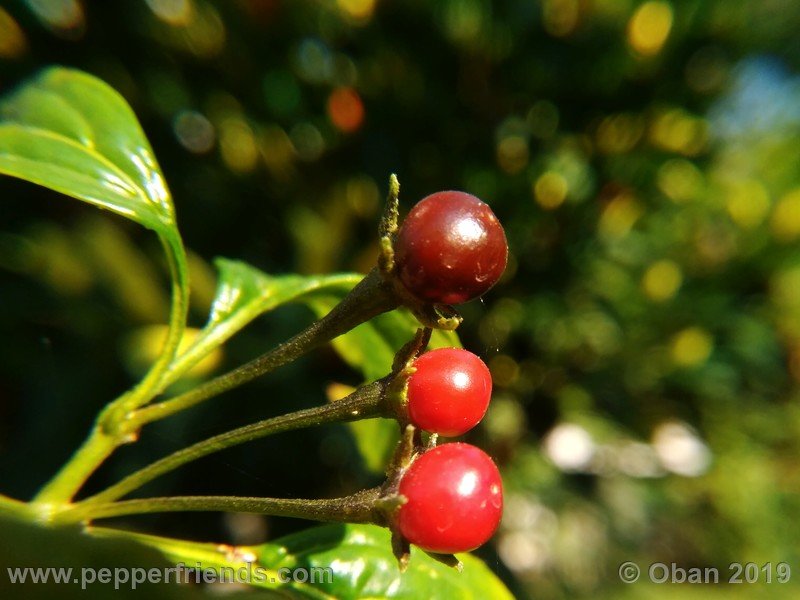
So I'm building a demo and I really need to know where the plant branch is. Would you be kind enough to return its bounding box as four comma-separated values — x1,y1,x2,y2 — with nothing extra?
63,488,383,525
31,432,119,506
120,234,190,411
0,494,33,521
80,380,389,506
129,267,399,428
32,234,190,505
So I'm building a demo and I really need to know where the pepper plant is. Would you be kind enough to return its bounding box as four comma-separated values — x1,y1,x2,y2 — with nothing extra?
0,68,514,598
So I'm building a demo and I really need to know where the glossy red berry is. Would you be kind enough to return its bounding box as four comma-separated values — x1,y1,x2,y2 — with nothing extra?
407,348,492,437
394,191,508,305
396,443,503,554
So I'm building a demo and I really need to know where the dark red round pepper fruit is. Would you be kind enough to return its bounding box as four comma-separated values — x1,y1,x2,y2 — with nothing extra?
394,191,508,305
396,443,503,554
406,347,492,437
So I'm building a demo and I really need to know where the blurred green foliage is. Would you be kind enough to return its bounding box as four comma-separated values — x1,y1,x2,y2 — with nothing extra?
2,0,800,598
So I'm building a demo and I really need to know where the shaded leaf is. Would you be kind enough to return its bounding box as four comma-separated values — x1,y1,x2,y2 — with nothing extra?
96,523,512,600
346,417,398,474
305,297,460,382
0,67,190,403
0,514,201,599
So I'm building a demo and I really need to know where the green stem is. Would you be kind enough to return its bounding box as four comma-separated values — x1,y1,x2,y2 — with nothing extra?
0,494,33,521
119,235,189,412
130,267,399,428
142,273,363,404
62,488,383,524
79,380,389,506
33,234,189,505
32,431,119,506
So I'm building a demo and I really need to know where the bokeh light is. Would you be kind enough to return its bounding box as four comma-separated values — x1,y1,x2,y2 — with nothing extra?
327,87,365,133
0,8,27,58
627,1,673,57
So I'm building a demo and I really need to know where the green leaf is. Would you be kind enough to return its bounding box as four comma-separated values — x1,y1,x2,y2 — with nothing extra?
346,416,399,474
0,67,175,235
167,261,459,473
206,259,359,335
164,259,363,383
305,296,460,473
0,67,190,410
96,523,513,600
305,298,461,383
258,524,512,599
171,262,454,473
0,514,201,599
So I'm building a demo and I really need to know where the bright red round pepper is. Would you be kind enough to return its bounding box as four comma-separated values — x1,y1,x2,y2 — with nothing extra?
396,443,503,554
406,348,492,437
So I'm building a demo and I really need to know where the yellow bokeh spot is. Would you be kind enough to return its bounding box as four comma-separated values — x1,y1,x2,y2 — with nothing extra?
124,326,223,380
27,0,85,31
259,125,296,180
145,0,194,26
345,175,379,216
628,1,673,56
595,113,644,154
649,109,708,156
442,0,484,45
770,266,800,310
490,355,520,387
789,345,800,384
725,179,770,229
0,8,27,58
657,159,704,203
534,171,568,210
28,224,93,295
642,259,682,302
220,117,259,174
326,382,356,402
337,0,375,20
542,0,580,37
598,192,643,238
670,327,713,367
497,135,529,175
771,189,800,242
180,2,226,57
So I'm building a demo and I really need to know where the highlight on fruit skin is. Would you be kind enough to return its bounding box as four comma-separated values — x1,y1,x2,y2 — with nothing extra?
406,347,493,437
395,442,504,554
394,191,508,305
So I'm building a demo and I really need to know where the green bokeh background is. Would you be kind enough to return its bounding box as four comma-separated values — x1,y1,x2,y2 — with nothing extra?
2,0,800,597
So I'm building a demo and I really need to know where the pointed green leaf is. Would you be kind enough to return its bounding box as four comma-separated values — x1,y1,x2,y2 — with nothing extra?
0,67,190,413
170,262,459,473
305,298,460,381
179,260,459,384
0,67,175,235
96,523,512,599
164,259,363,383
206,259,359,333
256,524,512,600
